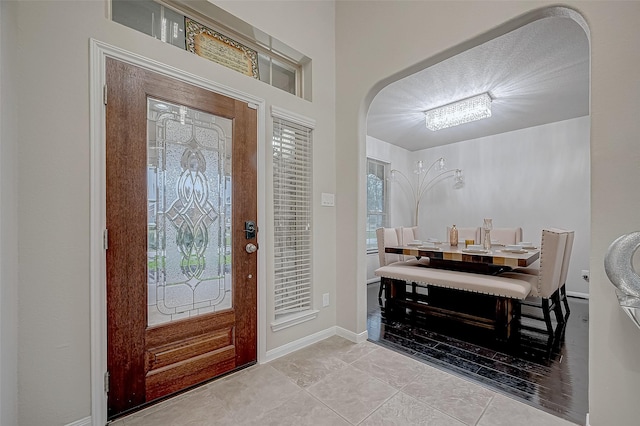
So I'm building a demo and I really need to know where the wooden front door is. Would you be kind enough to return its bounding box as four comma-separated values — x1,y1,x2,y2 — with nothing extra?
105,58,257,419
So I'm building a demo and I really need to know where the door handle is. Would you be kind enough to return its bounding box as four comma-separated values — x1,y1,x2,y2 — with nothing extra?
246,243,258,254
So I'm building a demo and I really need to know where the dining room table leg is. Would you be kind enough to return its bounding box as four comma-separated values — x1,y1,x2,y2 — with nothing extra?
495,297,514,341
383,277,406,319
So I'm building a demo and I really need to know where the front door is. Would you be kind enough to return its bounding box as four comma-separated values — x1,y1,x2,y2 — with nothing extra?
105,58,258,419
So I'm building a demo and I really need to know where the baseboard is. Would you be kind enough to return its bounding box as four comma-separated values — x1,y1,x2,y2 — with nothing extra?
262,325,370,363
336,326,368,343
263,326,336,363
65,416,92,426
567,291,589,299
586,412,590,426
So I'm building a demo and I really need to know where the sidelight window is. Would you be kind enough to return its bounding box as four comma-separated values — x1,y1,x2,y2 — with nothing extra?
271,108,317,329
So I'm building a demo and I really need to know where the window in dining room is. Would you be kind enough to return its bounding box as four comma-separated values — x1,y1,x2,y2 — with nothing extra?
366,158,390,252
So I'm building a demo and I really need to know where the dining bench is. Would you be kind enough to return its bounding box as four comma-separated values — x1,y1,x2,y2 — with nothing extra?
374,262,532,339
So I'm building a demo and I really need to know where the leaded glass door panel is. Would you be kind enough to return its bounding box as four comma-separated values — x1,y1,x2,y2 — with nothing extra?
105,58,257,420
147,98,233,326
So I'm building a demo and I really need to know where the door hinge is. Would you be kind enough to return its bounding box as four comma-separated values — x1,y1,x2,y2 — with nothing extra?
103,84,108,105
103,229,108,250
104,371,110,393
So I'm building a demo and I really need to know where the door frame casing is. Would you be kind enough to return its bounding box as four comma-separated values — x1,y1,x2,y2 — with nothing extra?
89,39,267,426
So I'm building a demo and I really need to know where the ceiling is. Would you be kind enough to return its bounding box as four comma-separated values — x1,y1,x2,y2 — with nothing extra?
366,16,589,152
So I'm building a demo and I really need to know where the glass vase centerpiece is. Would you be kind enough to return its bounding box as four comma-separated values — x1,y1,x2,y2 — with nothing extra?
483,218,493,250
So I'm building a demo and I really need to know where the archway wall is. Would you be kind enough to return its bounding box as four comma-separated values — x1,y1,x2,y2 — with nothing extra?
334,2,640,424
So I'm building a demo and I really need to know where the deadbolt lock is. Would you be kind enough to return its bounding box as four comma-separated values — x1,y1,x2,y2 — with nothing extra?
244,221,257,239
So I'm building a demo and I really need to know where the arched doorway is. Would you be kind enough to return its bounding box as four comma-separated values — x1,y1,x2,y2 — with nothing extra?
362,7,590,424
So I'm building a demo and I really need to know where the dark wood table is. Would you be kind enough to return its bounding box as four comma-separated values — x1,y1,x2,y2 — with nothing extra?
382,244,540,339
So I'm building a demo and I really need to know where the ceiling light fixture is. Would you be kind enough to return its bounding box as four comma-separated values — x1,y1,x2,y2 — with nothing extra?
425,92,492,131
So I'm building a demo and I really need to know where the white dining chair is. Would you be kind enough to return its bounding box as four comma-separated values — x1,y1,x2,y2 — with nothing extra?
514,228,574,322
376,227,429,299
500,229,567,335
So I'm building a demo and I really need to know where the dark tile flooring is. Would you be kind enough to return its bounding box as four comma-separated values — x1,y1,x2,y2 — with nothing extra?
366,282,589,425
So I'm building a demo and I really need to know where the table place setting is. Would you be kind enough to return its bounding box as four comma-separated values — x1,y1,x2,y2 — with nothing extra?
462,244,490,254
518,241,537,249
500,244,528,254
419,243,441,250
408,238,444,247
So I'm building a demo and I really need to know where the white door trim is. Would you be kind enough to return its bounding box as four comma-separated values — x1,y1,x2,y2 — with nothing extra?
89,38,267,426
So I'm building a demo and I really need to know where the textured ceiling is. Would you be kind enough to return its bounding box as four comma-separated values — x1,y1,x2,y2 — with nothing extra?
367,17,589,152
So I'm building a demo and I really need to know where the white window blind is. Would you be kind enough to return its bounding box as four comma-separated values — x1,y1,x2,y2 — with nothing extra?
273,114,313,319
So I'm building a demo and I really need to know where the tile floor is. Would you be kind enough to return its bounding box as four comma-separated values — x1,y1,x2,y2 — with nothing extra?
111,336,576,425
367,284,588,424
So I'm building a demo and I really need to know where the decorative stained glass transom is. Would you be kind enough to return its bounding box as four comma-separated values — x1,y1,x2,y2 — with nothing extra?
147,98,232,326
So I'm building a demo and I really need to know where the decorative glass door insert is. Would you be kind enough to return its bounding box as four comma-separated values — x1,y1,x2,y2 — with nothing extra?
147,98,232,326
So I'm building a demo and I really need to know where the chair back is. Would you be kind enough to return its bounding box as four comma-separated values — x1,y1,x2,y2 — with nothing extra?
549,228,574,288
398,226,418,246
484,227,523,245
447,226,481,244
535,229,568,298
376,227,401,267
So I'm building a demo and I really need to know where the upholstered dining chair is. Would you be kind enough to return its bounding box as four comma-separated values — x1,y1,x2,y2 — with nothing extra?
398,226,419,260
514,228,574,321
500,229,567,335
482,227,523,246
446,226,481,244
376,227,429,299
376,227,402,268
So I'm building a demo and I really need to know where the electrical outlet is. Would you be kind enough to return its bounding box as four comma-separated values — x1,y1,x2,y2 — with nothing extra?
322,293,330,307
581,270,590,282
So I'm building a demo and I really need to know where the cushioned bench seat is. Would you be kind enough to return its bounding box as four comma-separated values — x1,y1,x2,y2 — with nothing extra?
374,263,532,339
374,263,531,300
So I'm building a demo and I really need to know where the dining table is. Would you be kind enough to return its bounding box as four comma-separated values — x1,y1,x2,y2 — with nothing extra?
385,243,540,275
382,243,540,339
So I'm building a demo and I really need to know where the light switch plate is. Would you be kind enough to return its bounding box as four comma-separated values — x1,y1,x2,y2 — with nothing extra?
321,193,335,207
322,293,330,307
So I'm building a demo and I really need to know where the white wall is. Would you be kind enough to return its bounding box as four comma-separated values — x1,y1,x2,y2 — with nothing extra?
418,117,590,295
0,1,19,425
335,2,640,425
366,118,590,295
11,1,336,424
213,0,337,351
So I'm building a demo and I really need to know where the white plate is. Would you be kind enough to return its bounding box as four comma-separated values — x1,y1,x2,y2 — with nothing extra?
462,249,489,254
407,242,422,246
501,249,528,254
521,245,537,250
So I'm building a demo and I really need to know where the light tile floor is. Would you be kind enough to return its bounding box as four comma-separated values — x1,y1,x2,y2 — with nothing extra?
112,336,578,425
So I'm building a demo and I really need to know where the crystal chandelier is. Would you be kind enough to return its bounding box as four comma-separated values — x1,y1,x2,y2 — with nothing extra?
425,92,492,131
